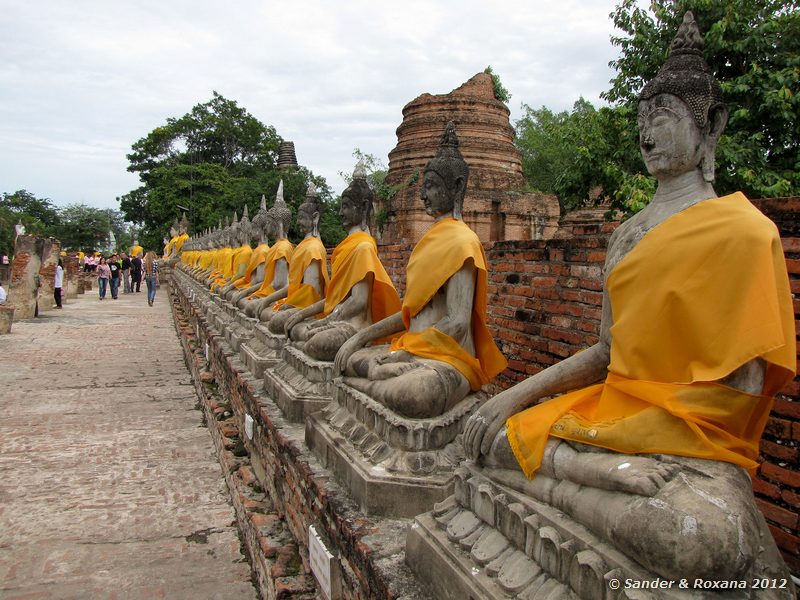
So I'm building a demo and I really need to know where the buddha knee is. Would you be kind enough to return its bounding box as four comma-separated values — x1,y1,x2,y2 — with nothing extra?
613,463,759,581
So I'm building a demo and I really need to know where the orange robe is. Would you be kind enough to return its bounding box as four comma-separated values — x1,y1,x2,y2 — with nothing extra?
273,236,329,311
233,243,271,289
506,193,796,478
323,231,400,321
249,239,294,298
211,244,252,290
389,218,507,391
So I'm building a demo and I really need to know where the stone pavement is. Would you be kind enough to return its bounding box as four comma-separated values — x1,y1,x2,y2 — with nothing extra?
0,284,258,599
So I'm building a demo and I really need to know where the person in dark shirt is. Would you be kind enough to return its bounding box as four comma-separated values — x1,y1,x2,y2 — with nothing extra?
108,253,121,299
130,255,143,292
120,252,132,294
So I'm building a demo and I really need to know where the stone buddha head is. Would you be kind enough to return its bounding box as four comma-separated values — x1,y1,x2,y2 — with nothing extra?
638,11,728,183
178,212,189,235
251,194,270,244
238,205,252,246
423,121,469,220
339,160,373,232
268,180,292,240
169,219,179,239
297,182,322,238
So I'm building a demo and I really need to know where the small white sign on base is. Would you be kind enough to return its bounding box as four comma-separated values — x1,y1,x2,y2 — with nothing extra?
309,525,336,600
244,414,254,440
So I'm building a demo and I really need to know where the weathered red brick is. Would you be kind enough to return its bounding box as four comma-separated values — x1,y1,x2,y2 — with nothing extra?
756,498,799,529
761,462,800,488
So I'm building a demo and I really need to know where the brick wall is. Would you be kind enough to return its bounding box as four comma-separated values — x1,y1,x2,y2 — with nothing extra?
377,197,800,573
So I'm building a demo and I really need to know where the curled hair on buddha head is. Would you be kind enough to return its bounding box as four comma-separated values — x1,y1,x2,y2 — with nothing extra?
342,159,374,230
424,121,469,219
298,182,322,237
238,204,252,243
268,180,292,238
639,12,728,182
251,194,270,236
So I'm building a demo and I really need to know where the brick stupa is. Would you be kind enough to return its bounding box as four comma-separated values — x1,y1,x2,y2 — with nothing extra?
379,72,559,244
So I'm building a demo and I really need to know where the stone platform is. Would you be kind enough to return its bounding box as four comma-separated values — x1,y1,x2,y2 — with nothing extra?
239,322,285,379
264,344,336,422
305,380,483,518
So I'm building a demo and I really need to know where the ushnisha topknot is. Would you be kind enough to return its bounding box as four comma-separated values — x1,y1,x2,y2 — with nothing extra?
424,121,469,192
252,194,270,230
238,203,251,238
639,11,724,129
299,181,321,215
268,180,292,233
342,159,374,220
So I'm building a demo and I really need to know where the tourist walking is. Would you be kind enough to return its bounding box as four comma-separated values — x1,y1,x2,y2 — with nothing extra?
131,254,143,292
144,251,159,306
121,252,132,294
97,257,110,300
0,281,6,304
53,259,64,309
108,254,121,299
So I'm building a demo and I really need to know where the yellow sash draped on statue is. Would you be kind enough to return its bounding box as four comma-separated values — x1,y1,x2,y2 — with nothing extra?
273,236,329,311
233,243,270,289
208,247,234,283
506,193,796,478
175,233,188,254
322,231,400,320
249,239,294,298
130,245,143,258
212,245,251,290
163,237,177,258
198,250,214,270
390,218,507,391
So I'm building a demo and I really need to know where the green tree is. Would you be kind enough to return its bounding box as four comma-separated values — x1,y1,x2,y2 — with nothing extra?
515,100,649,213
120,92,338,249
337,149,402,238
53,204,113,251
0,190,60,256
605,0,800,198
484,66,512,104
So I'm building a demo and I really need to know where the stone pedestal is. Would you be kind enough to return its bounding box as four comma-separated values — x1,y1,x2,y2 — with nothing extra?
305,380,483,518
239,324,285,379
407,463,796,600
0,306,15,333
263,345,335,422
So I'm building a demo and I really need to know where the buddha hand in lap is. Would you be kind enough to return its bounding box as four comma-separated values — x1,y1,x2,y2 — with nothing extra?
463,13,796,585
334,123,507,419
261,183,328,328
282,162,400,361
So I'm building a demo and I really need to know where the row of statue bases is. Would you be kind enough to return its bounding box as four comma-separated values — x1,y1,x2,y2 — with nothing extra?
165,14,796,600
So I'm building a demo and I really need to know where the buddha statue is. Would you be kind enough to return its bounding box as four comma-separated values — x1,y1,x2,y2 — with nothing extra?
282,162,401,362
240,181,294,316
260,182,329,324
333,124,506,418
213,206,254,293
459,12,796,588
130,233,143,259
163,219,180,259
206,213,237,288
225,196,272,303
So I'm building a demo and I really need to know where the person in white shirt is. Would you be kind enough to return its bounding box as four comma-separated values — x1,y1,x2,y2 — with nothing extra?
0,283,6,304
53,259,64,309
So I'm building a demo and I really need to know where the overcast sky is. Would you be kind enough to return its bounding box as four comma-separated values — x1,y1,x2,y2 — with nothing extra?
1,0,623,212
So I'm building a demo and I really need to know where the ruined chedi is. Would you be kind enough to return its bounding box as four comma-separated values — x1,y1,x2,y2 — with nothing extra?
380,72,559,244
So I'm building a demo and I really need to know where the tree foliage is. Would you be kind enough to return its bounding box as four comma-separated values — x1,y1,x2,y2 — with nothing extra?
120,92,338,249
484,66,512,104
52,204,115,252
515,0,799,214
0,190,60,256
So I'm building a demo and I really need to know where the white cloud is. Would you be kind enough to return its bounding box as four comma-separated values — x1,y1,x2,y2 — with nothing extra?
0,0,621,211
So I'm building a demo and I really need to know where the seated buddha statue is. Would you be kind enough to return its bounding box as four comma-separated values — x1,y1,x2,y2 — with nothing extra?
225,196,272,303
193,223,222,281
205,214,236,288
282,162,401,362
259,183,329,324
241,181,294,316
211,211,249,291
462,13,796,584
333,124,507,419
163,220,180,259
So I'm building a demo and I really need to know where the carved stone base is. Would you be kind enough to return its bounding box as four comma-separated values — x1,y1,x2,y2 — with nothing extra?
263,345,335,422
408,463,796,600
239,324,284,379
304,381,483,518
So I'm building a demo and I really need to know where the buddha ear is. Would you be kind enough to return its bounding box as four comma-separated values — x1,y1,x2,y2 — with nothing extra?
702,104,728,183
312,211,320,238
452,176,466,220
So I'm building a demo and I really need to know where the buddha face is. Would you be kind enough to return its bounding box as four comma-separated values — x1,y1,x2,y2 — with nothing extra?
421,171,454,218
638,94,704,180
339,193,363,229
297,207,318,235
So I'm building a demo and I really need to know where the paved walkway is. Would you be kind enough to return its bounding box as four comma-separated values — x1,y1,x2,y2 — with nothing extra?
0,283,257,599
